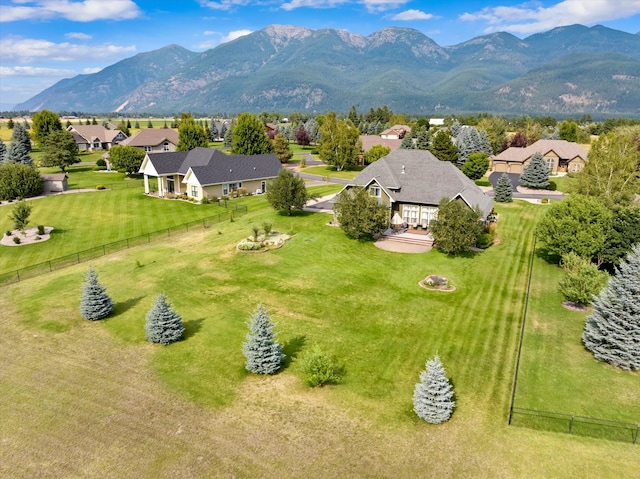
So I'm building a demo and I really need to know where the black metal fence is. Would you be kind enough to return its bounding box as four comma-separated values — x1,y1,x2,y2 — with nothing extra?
507,235,639,445
0,204,247,286
510,407,639,445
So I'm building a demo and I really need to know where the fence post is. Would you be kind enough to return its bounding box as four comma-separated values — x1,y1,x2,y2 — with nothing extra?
569,416,574,434
16,270,20,282
77,252,80,264
49,261,52,272
634,425,639,444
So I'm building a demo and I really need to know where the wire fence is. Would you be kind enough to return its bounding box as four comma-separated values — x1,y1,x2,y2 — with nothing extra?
507,235,639,445
0,204,247,287
510,407,639,445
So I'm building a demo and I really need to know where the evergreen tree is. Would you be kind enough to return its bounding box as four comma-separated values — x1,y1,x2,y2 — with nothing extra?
429,131,458,163
7,118,14,129
134,121,140,129
304,118,319,143
400,132,415,149
582,244,640,370
242,304,284,375
430,198,483,255
494,172,513,202
147,119,153,128
223,123,232,148
6,123,32,166
461,152,489,180
145,294,185,345
413,355,455,424
0,139,6,163
414,127,430,150
519,152,549,188
80,266,113,321
209,121,219,141
558,252,608,307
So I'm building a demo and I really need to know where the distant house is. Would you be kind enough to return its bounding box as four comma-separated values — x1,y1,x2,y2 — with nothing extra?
42,173,68,194
380,125,410,140
359,135,402,153
66,125,127,151
490,139,587,175
344,149,494,229
139,147,281,201
119,128,179,153
429,118,445,127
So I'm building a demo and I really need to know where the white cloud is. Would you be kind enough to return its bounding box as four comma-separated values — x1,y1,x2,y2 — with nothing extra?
221,29,253,43
0,0,141,22
203,30,217,36
0,66,76,77
0,37,136,63
65,32,92,40
280,1,349,11
391,9,433,21
461,0,640,35
82,67,102,74
360,0,410,13
198,0,252,11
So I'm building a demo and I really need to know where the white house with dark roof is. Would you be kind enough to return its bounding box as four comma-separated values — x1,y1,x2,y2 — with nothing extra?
344,149,494,229
119,128,179,153
139,147,281,201
66,125,127,151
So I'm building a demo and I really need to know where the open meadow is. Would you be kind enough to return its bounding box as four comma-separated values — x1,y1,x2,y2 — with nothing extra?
1,188,638,478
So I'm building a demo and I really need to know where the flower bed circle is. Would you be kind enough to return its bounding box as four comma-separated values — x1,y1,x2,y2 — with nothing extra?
236,232,291,253
419,274,456,292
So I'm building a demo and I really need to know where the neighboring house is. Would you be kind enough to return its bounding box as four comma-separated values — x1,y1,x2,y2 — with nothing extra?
119,128,179,153
380,125,410,140
429,118,445,127
359,135,402,153
139,147,281,201
490,139,587,175
42,174,68,194
344,149,494,228
66,125,127,151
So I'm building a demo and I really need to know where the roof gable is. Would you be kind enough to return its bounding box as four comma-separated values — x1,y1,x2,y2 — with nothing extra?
119,128,179,147
491,139,587,163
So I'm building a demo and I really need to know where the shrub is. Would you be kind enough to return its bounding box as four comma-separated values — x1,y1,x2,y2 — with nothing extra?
547,180,557,191
0,162,43,201
262,221,272,237
96,158,107,167
13,236,20,244
476,232,494,249
37,225,45,235
5,230,11,236
96,184,106,190
201,196,210,204
35,236,41,240
300,347,345,387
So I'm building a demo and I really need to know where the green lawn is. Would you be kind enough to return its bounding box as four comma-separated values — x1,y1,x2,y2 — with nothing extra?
301,164,364,180
0,197,638,477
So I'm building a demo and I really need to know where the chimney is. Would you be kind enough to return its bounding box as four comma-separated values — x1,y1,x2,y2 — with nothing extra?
401,165,405,174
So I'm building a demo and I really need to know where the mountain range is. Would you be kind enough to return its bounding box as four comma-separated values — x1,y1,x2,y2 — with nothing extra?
15,24,640,116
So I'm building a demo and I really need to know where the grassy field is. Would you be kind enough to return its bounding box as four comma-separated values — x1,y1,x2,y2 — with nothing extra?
1,192,638,478
301,164,364,179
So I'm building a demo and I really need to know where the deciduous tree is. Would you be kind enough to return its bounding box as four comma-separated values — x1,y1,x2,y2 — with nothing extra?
145,294,185,345
333,186,389,240
413,355,455,424
8,199,32,233
108,145,145,175
31,109,62,148
430,198,483,255
80,266,113,321
266,168,312,215
232,113,274,155
177,113,209,151
318,112,361,171
0,162,43,201
461,152,489,180
558,252,608,307
582,244,640,370
242,304,284,375
363,144,390,165
273,132,292,163
40,130,79,172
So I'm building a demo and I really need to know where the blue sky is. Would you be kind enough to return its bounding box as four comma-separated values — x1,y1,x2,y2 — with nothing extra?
1,0,640,108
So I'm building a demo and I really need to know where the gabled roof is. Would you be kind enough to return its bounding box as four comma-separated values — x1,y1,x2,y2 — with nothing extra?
141,148,281,185
351,149,494,218
119,128,178,147
67,125,126,143
380,124,411,136
491,139,587,163
359,135,402,152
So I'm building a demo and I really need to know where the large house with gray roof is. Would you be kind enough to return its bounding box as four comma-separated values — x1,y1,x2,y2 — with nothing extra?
139,147,281,201
490,139,587,175
344,149,494,229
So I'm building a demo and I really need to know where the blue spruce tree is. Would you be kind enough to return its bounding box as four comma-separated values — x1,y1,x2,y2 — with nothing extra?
582,244,640,370
80,266,113,321
519,152,549,188
243,304,284,375
413,355,455,424
145,294,184,345
494,172,513,202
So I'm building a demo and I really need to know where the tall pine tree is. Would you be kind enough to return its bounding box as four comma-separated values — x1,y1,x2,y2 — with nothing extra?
494,173,513,202
242,304,284,374
429,131,458,163
413,355,455,424
582,244,640,370
6,123,32,166
145,294,185,345
519,152,549,188
80,266,113,321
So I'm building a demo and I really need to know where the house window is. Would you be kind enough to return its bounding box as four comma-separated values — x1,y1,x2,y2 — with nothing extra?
421,207,438,227
546,158,555,172
222,184,229,196
191,186,198,198
402,205,419,225
144,146,152,152
569,162,582,173
93,140,101,149
369,186,381,197
163,141,170,151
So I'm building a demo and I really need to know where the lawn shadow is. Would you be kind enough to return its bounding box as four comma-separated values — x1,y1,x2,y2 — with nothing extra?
183,318,205,340
535,246,561,265
111,296,144,317
282,334,307,368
